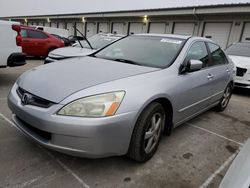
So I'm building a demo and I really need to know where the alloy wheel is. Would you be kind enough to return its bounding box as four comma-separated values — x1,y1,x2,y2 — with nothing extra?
144,113,162,154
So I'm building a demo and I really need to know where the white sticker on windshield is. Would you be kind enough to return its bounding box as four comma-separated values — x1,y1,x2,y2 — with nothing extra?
160,38,182,44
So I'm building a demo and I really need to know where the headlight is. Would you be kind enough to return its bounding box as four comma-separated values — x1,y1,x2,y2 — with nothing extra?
57,91,125,117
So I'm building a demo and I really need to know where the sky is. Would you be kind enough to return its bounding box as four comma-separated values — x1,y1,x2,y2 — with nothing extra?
0,0,249,18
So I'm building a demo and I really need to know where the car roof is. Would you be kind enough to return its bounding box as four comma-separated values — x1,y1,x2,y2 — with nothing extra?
134,33,216,43
230,42,250,47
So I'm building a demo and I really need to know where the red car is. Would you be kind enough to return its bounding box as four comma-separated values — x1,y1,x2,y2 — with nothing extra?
20,26,65,57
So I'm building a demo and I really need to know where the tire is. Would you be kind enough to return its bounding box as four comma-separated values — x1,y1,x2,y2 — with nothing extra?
127,102,166,162
214,84,233,112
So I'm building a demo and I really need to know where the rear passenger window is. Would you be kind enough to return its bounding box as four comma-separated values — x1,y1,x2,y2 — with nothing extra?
208,43,228,66
28,30,48,39
21,29,28,38
186,42,209,67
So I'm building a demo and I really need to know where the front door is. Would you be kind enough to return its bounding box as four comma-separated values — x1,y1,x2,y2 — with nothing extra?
175,41,213,123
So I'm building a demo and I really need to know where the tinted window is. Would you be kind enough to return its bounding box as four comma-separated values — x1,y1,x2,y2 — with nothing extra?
208,43,228,66
186,42,209,67
20,29,28,38
225,43,250,57
28,30,48,39
94,36,185,68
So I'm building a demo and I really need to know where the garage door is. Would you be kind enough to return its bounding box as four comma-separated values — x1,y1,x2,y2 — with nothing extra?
112,22,125,35
149,23,167,34
203,22,232,49
67,22,75,35
241,22,250,42
86,22,96,38
98,22,109,33
44,22,50,27
76,22,85,36
38,22,44,26
28,23,32,26
173,23,195,36
58,22,65,29
129,23,144,34
51,22,57,28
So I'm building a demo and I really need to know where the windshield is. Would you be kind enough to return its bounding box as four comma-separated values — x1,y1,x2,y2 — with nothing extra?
225,43,250,57
77,34,120,49
94,35,185,68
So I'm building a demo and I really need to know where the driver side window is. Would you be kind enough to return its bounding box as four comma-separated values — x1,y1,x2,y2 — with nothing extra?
186,41,209,68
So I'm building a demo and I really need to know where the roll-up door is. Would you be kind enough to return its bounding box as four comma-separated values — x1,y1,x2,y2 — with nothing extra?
203,22,232,49
98,22,109,33
112,22,125,35
241,22,250,42
129,23,144,34
86,22,96,38
149,22,167,34
173,23,195,36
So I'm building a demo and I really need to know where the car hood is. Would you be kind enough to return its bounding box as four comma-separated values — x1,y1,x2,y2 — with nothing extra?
229,55,250,69
18,56,159,103
49,47,96,58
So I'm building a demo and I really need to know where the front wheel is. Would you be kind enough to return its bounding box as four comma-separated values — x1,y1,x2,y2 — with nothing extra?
127,102,166,162
215,84,233,111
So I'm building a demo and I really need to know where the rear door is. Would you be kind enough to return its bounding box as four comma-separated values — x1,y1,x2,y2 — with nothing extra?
20,29,30,55
206,42,230,104
26,29,49,56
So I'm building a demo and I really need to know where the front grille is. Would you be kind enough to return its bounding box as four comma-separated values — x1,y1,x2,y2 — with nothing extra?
235,82,250,87
17,116,51,141
236,67,247,77
17,87,55,108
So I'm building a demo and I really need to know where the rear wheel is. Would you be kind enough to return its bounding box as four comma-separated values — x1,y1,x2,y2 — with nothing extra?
127,102,166,162
215,84,233,111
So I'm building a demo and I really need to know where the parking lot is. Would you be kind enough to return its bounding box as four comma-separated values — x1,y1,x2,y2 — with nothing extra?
0,60,249,188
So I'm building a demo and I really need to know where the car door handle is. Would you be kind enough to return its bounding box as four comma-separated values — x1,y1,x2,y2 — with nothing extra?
226,69,231,73
207,74,214,80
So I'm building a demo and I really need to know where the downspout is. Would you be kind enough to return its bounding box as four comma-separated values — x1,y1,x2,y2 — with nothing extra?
192,8,200,36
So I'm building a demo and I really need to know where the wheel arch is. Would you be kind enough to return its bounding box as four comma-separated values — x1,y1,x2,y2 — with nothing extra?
134,95,174,136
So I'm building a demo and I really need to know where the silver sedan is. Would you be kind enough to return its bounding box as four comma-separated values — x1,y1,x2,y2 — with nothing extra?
8,34,234,162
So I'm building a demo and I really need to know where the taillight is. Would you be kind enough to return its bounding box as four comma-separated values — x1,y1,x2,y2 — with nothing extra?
12,24,22,46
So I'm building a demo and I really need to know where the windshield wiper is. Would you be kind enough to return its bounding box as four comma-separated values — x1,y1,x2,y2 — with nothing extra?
113,58,142,66
74,26,94,50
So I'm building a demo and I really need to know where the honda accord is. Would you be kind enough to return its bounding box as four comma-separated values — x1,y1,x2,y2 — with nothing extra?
8,34,234,162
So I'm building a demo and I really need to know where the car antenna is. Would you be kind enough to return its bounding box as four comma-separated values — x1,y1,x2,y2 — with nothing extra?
74,26,93,50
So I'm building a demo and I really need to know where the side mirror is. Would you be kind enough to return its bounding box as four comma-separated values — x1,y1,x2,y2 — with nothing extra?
180,59,203,73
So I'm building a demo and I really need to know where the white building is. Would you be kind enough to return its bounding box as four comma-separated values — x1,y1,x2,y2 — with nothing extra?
2,1,250,49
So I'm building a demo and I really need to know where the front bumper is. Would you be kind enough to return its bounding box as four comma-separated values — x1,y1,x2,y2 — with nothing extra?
234,78,250,89
8,84,137,158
